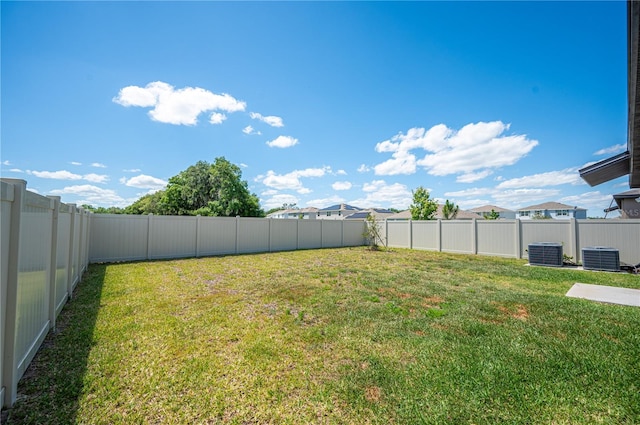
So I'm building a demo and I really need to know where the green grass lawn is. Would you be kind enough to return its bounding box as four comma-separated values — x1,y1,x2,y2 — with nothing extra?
5,247,640,424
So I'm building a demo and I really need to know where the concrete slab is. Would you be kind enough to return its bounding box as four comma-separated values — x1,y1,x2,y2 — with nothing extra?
566,283,640,307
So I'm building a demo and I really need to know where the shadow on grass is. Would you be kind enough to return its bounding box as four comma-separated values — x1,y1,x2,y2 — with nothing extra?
3,264,107,424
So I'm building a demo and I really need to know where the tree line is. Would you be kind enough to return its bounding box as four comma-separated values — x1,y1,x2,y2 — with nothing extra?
84,158,486,220
84,157,263,217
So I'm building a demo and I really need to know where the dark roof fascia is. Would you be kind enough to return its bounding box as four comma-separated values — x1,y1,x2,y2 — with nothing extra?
630,0,640,187
578,151,631,186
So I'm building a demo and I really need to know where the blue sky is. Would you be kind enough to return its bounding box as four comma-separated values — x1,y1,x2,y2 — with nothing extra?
1,1,629,217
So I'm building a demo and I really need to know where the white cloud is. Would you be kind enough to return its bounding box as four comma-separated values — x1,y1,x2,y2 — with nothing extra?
113,81,246,126
260,166,330,193
91,162,107,168
2,160,11,166
9,168,23,173
242,125,261,135
123,168,142,173
559,191,612,210
492,188,561,208
83,173,110,183
261,193,299,210
250,112,284,127
332,181,352,191
209,112,227,124
70,161,82,166
357,164,371,173
373,150,416,176
27,169,109,183
266,135,298,148
456,170,493,183
336,169,347,175
50,185,127,207
496,168,582,189
594,144,626,156
261,189,279,196
444,187,492,198
121,174,167,190
29,170,82,180
374,121,537,180
350,180,412,209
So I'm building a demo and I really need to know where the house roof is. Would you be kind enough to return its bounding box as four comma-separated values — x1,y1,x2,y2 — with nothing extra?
319,203,362,212
344,208,396,220
579,1,640,188
612,188,640,208
517,202,586,211
469,204,514,213
387,206,483,220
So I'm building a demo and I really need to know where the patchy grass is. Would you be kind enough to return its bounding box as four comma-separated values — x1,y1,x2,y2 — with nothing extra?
4,248,640,424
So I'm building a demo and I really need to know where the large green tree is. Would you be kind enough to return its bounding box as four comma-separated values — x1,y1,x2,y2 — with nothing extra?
161,157,263,217
409,186,438,220
125,157,263,217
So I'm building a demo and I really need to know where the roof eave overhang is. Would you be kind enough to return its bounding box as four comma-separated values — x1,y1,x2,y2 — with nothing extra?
579,151,631,186
629,0,640,187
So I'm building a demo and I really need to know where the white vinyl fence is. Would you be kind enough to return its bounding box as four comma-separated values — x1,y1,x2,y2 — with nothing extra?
1,179,90,408
3,177,640,409
89,214,367,263
381,218,640,265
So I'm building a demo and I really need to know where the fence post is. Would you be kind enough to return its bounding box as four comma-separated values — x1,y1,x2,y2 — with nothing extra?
514,219,522,259
195,215,201,258
146,214,153,260
235,216,240,254
385,220,389,248
67,204,76,298
409,219,413,249
47,196,61,331
469,219,476,254
76,207,85,281
437,219,442,252
569,218,578,263
2,178,26,407
268,217,272,253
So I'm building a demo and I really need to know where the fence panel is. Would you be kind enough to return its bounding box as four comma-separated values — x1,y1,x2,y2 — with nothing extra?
298,220,323,249
412,221,440,251
197,216,237,256
476,220,517,257
15,192,53,385
387,221,410,248
576,219,640,265
54,206,71,315
1,182,14,406
149,216,197,260
269,219,298,252
89,214,149,262
237,218,270,254
343,221,366,246
441,220,474,254
321,220,343,247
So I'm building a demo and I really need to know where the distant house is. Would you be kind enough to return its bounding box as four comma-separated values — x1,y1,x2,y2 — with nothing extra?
387,205,483,220
516,202,587,220
344,208,395,220
469,205,516,220
267,207,319,219
317,203,362,220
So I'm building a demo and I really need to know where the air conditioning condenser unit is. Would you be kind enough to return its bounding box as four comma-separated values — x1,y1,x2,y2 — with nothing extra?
528,242,563,267
582,247,620,272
